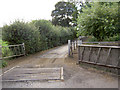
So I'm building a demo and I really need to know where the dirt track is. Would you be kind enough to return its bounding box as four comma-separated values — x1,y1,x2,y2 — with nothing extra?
2,45,118,88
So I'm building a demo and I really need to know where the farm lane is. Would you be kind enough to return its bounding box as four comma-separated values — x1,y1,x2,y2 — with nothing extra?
2,45,118,88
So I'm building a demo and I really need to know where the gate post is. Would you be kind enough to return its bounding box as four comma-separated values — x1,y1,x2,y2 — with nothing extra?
77,40,82,64
68,40,71,56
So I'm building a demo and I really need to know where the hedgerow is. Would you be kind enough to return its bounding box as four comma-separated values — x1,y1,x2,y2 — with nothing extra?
30,20,75,50
2,21,41,54
2,20,76,55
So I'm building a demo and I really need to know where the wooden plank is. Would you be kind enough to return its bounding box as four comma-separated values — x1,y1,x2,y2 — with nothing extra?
105,48,112,65
88,47,92,61
60,67,64,81
79,60,120,69
81,47,85,61
78,45,120,49
82,41,119,44
95,47,101,63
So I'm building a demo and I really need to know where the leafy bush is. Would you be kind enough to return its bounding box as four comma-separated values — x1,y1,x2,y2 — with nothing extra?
2,20,76,55
0,60,7,68
2,21,41,54
0,40,13,68
0,40,13,57
30,20,75,50
77,2,119,41
87,36,98,42
104,34,120,41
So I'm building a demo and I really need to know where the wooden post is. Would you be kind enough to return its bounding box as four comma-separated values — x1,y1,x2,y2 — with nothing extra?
74,41,75,50
68,40,71,56
78,46,80,64
23,43,25,55
77,40,82,64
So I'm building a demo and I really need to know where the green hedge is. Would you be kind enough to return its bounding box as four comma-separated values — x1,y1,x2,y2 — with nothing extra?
30,20,75,50
2,20,76,55
2,21,41,54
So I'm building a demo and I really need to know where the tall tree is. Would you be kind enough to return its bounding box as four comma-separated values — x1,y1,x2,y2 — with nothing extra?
51,1,75,27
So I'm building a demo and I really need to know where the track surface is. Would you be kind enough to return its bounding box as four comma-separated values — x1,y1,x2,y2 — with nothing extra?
2,45,118,88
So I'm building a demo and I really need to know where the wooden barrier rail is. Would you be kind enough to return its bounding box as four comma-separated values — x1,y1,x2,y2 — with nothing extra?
78,44,120,69
68,39,120,69
0,43,25,60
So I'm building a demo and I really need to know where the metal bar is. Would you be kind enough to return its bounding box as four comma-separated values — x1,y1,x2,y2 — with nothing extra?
2,43,25,59
3,54,25,59
79,60,120,69
13,46,17,55
105,48,112,65
3,44,23,47
95,47,101,63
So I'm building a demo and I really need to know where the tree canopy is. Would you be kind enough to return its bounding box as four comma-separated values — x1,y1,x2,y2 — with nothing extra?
51,1,76,27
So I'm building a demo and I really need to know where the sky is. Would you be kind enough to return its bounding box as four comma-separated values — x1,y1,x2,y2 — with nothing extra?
0,0,66,27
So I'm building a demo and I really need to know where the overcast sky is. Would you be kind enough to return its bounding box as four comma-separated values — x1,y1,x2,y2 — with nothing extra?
0,0,67,27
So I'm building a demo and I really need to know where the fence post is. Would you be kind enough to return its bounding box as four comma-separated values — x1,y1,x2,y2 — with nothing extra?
23,43,26,55
77,40,82,64
68,40,71,56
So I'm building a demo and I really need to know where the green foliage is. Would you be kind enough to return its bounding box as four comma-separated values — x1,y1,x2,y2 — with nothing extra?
30,20,75,50
104,34,120,41
0,60,7,68
77,2,119,41
0,40,12,68
30,20,53,50
0,40,13,57
2,21,41,54
87,37,98,42
51,1,75,27
2,20,76,56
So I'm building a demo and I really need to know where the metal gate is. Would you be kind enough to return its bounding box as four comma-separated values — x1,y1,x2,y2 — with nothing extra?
0,43,25,60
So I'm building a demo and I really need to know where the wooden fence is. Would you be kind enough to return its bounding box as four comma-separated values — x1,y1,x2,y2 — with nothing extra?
0,43,25,60
68,40,120,69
